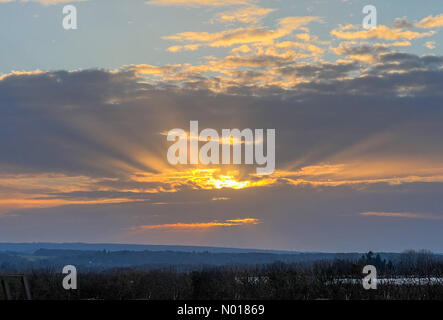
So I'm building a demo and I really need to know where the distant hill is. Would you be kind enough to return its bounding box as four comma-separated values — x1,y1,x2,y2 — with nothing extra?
0,242,300,254
0,248,365,272
1,243,433,272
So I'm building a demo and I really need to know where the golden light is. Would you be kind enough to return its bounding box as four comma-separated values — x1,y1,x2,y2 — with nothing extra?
130,168,276,191
136,218,261,230
202,172,251,189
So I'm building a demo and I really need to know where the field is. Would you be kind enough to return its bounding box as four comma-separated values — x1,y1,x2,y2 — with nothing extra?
2,250,443,300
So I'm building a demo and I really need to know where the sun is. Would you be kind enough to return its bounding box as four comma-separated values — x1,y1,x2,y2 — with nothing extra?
187,168,274,190
207,174,251,189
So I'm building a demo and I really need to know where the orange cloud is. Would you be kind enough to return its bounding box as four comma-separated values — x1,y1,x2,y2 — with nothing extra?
0,0,86,5
130,64,181,75
0,196,143,213
0,173,146,213
212,197,230,201
331,25,434,41
360,211,442,220
136,218,260,230
146,0,252,6
164,16,321,48
0,173,110,193
164,27,283,47
425,41,436,50
416,14,443,29
275,41,324,55
167,44,201,52
0,70,44,81
276,157,443,187
214,6,276,24
130,168,276,190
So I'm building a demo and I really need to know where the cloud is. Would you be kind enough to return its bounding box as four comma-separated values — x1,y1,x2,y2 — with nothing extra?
164,27,283,47
0,0,86,5
331,25,434,41
392,17,415,29
135,218,260,230
1,50,443,213
0,196,142,213
213,5,275,24
369,52,443,75
416,14,443,29
129,169,276,191
164,16,321,48
130,63,182,75
331,42,390,63
0,70,44,80
360,212,443,220
392,14,443,30
212,197,230,201
276,159,443,187
330,41,412,64
426,41,436,50
146,0,252,7
167,44,201,52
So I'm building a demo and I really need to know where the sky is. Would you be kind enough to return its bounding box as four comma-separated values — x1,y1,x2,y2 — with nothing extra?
0,0,443,252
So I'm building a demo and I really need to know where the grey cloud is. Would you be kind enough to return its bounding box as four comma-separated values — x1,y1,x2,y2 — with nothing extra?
0,53,443,182
392,17,416,29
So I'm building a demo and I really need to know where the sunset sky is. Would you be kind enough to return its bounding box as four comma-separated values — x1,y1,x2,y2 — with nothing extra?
1,0,443,252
